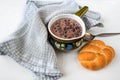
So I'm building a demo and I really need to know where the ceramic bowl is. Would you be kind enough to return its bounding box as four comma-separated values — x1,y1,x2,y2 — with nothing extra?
48,14,86,50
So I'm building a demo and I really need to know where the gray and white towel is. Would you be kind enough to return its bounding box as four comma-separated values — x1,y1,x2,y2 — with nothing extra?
0,0,103,80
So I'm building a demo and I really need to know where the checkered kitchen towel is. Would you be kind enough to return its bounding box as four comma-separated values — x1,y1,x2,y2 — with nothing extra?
0,0,103,80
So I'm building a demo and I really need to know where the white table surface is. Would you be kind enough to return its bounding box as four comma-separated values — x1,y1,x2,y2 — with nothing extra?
0,0,120,80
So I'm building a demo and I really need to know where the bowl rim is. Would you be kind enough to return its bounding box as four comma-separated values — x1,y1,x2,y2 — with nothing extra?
48,14,86,41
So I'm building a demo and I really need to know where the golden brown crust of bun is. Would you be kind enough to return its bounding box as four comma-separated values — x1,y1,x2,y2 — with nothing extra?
78,40,115,70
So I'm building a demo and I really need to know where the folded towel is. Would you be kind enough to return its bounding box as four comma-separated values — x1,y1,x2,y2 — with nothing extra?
0,0,103,80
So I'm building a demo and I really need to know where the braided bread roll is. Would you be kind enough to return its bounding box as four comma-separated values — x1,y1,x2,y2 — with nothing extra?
78,40,115,70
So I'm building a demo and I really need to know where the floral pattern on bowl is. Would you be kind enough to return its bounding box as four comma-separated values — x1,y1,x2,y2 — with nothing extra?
48,35,83,51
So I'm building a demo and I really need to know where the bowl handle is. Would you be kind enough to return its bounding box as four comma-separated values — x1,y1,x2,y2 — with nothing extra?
75,6,88,17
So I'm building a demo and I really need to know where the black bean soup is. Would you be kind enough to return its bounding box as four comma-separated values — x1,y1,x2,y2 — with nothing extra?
50,18,82,39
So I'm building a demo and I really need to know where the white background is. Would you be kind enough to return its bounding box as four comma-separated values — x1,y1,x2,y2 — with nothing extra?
0,0,120,80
